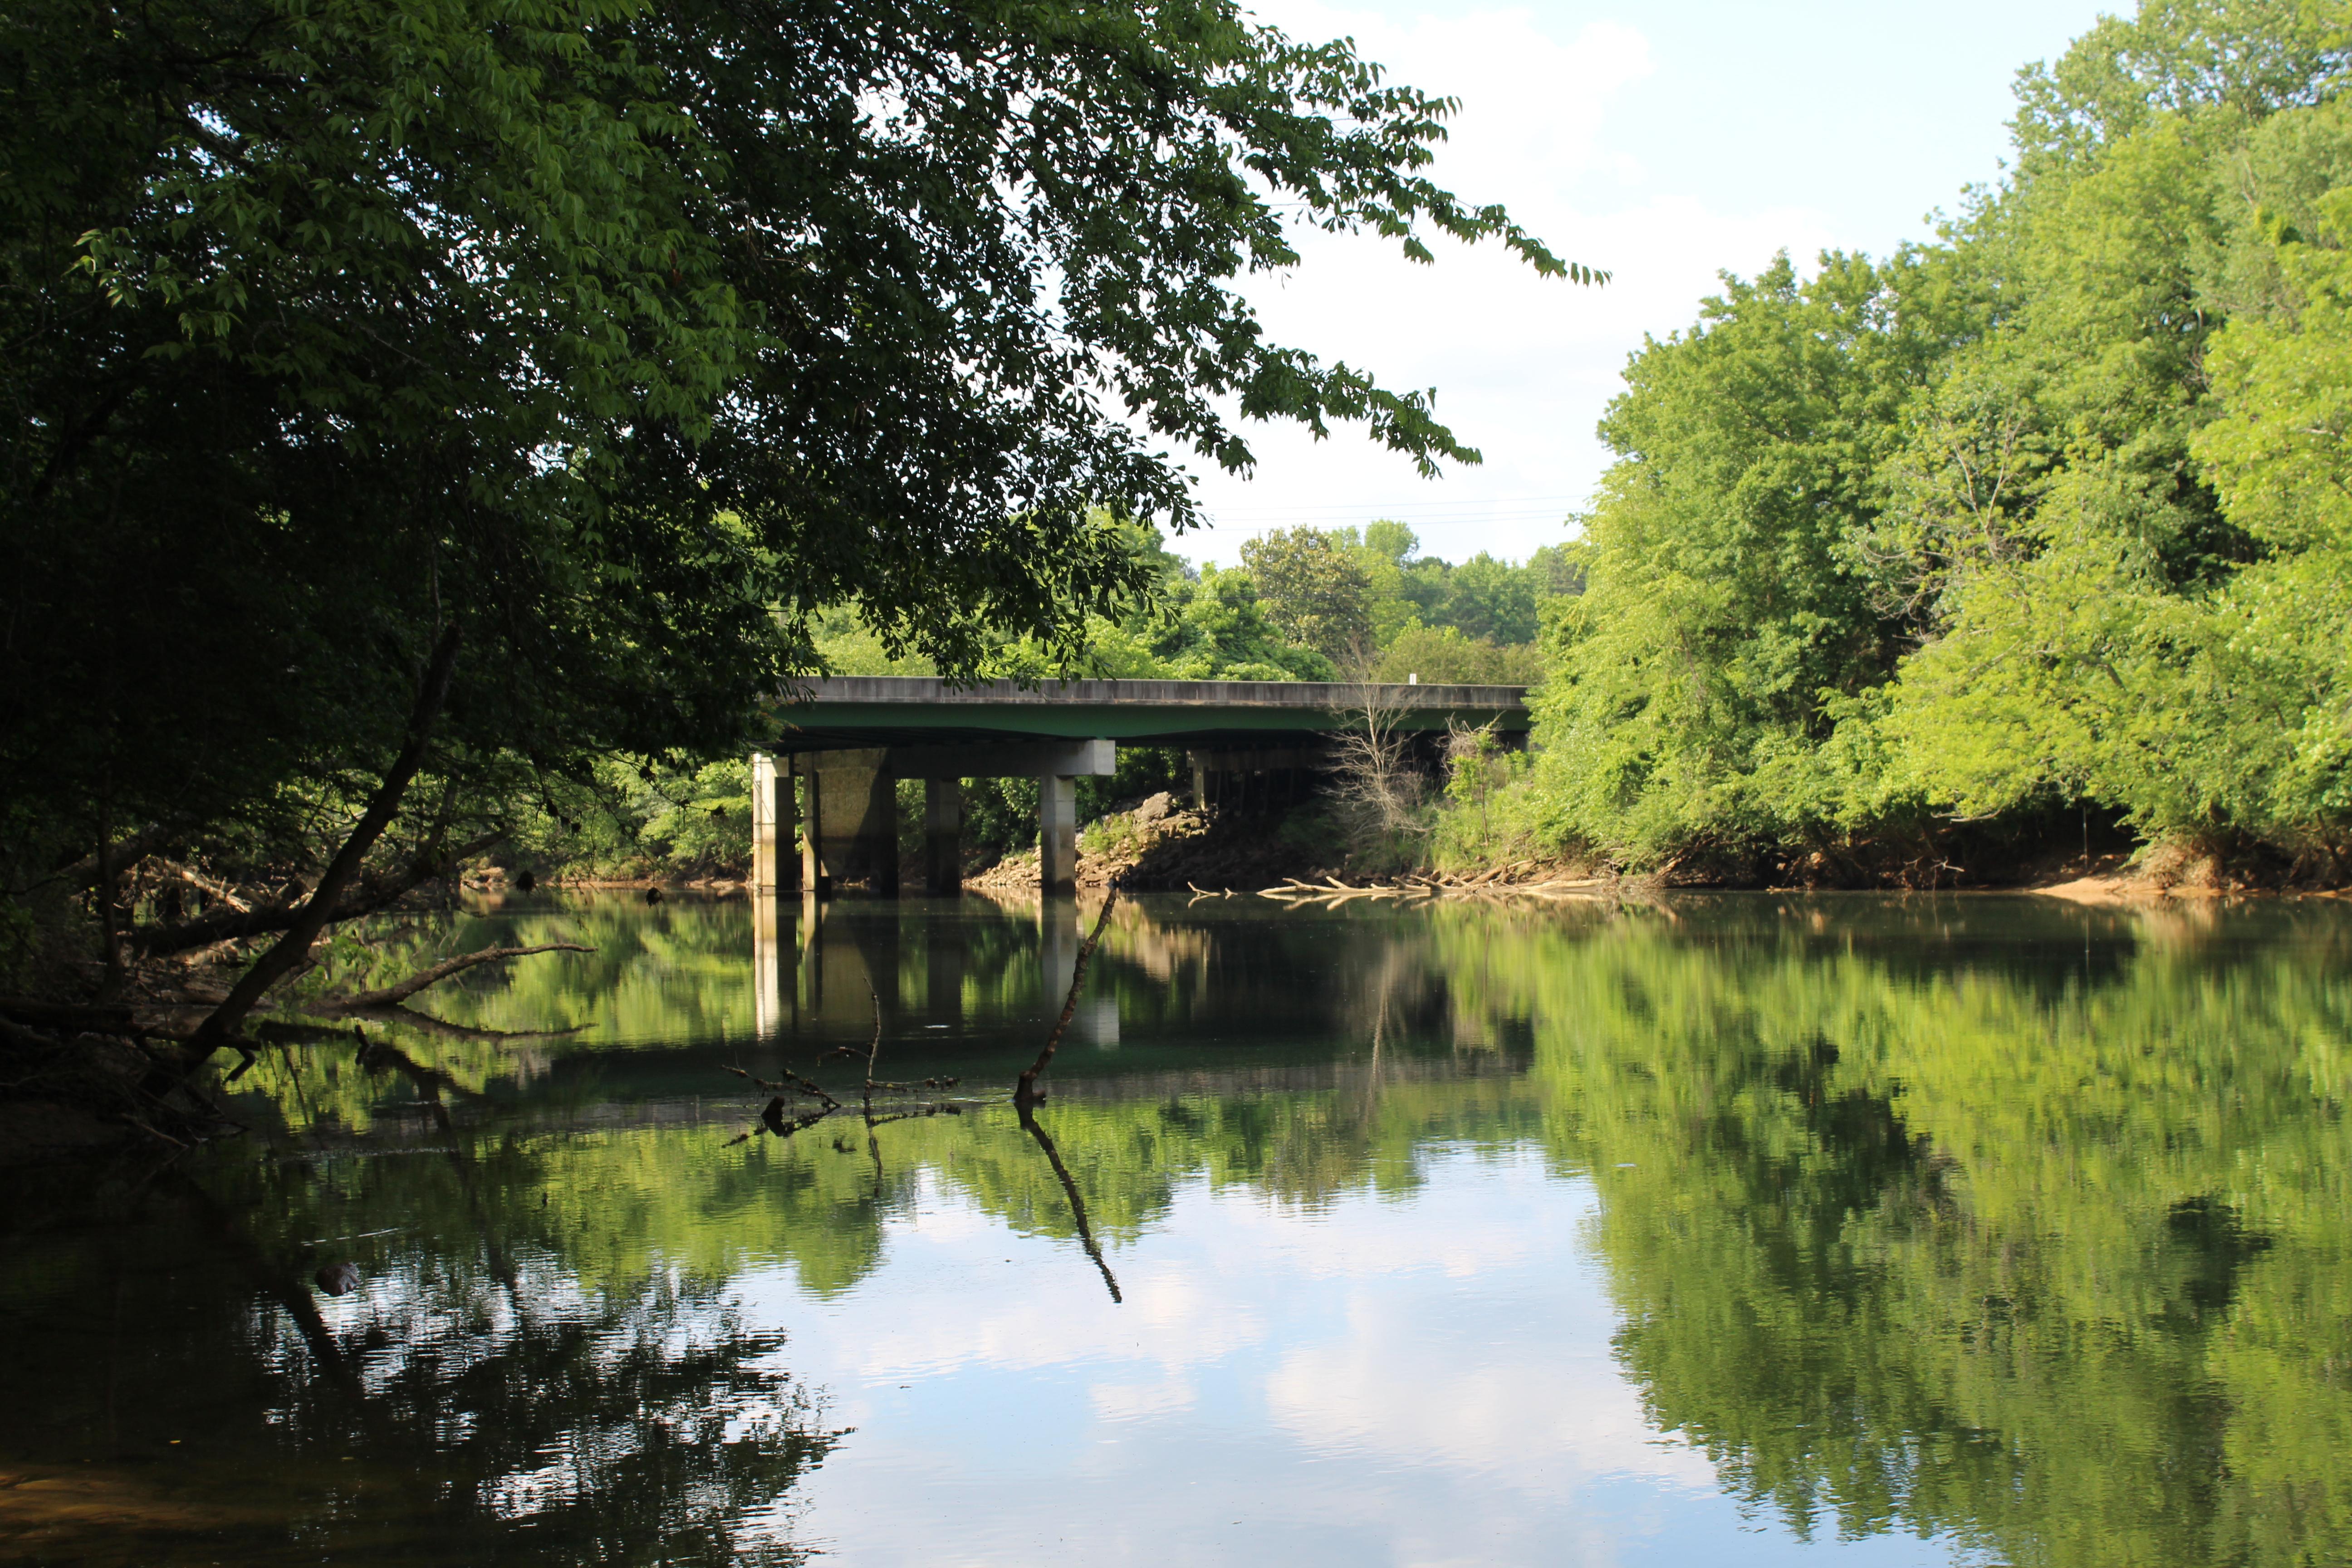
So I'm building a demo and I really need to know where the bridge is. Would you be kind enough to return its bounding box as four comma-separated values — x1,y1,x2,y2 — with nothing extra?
750,676,1529,894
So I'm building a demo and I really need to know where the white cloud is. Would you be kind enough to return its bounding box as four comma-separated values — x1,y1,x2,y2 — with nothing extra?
754,1146,1950,1566
1169,4,1847,566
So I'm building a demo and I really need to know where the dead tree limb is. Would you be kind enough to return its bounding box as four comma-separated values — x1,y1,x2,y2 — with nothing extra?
152,858,254,912
1015,891,1117,1105
191,626,462,1054
723,1063,841,1111
322,943,593,1012
129,829,501,960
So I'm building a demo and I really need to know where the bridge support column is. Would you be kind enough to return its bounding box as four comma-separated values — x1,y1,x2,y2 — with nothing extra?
804,749,897,894
799,764,824,893
750,754,778,891
924,778,962,895
750,754,798,892
1038,773,1078,895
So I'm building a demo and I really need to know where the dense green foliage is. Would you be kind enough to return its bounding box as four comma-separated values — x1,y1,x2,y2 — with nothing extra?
1523,0,2352,881
807,515,1573,688
1,0,1599,962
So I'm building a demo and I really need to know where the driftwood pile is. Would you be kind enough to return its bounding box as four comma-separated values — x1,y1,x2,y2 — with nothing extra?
1235,864,1616,909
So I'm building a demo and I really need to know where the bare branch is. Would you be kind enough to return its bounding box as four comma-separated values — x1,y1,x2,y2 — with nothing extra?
321,943,593,1011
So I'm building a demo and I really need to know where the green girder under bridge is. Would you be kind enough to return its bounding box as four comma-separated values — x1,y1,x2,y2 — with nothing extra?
749,676,1530,896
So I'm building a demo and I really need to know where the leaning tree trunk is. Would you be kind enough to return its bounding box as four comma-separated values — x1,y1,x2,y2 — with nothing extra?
188,625,462,1056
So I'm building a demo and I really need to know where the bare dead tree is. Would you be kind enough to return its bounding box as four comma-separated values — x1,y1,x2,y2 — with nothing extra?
1324,682,1435,842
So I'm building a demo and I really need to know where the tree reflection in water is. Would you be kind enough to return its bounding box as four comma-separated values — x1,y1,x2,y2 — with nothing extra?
0,1159,841,1566
4,892,2349,1566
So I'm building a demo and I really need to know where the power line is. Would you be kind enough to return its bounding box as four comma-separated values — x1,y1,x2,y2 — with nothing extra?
1201,493,1586,518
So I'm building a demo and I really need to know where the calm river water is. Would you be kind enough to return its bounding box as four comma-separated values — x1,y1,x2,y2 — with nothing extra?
4,891,2349,1566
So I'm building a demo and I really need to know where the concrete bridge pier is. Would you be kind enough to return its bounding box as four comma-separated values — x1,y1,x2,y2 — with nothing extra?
1038,774,1078,896
760,737,1117,896
802,748,897,896
748,754,799,892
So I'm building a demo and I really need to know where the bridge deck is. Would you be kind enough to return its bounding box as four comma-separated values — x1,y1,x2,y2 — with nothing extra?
766,676,1529,752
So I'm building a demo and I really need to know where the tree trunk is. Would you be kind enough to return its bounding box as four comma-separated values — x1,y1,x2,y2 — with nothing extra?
189,626,461,1054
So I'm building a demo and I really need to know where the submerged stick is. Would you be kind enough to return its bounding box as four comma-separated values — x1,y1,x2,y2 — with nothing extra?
724,1063,840,1111
325,943,593,1011
1015,891,1117,1103
863,989,883,1097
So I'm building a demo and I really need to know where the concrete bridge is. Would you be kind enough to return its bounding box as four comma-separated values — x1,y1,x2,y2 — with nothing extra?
750,676,1530,895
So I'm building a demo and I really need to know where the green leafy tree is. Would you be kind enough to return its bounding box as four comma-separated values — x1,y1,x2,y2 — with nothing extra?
1530,250,1970,869
1240,527,1377,664
1510,0,2352,879
1369,625,1544,685
1432,551,1545,644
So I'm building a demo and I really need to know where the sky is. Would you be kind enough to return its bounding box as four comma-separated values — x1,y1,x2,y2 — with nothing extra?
1171,0,2117,568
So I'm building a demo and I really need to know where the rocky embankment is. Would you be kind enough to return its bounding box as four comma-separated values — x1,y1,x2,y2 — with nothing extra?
967,791,1339,891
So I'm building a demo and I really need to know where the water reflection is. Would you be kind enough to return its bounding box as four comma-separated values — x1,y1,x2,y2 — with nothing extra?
1,894,2348,1565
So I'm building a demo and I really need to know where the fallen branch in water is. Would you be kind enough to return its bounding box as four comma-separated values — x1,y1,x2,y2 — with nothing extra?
1016,891,1117,1106
1257,872,1614,908
321,943,594,1012
724,1062,842,1111
353,1007,589,1044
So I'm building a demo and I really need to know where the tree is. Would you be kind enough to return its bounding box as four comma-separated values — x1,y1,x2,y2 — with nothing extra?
1369,625,1544,685
1240,527,1377,663
1,0,1601,988
1878,28,2352,865
1530,250,1970,869
1509,0,2352,881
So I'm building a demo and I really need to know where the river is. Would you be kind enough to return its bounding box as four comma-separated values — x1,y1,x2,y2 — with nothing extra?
3,890,2347,1565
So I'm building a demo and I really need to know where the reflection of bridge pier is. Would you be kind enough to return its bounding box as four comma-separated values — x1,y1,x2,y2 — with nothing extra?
750,892,805,1039
1041,897,1118,1048
755,892,1122,1049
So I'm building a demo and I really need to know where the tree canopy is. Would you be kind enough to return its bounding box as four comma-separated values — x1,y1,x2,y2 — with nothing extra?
0,0,1599,958
1517,0,2352,882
